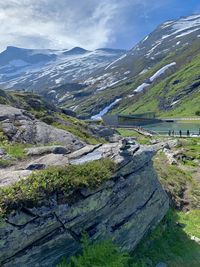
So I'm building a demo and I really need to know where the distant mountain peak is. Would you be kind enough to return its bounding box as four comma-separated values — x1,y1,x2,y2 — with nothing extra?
63,47,89,55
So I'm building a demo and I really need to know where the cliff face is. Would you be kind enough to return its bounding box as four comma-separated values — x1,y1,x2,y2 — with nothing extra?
0,140,169,267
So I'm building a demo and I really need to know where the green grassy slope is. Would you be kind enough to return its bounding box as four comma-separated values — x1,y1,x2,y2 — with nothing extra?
112,43,200,118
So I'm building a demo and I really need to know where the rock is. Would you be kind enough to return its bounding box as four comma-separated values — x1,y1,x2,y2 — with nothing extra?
26,164,46,170
0,148,5,155
0,170,32,187
25,146,69,156
52,146,69,155
0,142,169,267
61,108,76,117
88,124,116,141
26,154,69,170
0,104,85,152
163,148,177,165
191,235,200,244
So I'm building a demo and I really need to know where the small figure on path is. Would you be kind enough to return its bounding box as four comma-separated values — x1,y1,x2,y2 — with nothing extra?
172,130,175,136
187,130,190,137
179,130,182,138
168,130,171,136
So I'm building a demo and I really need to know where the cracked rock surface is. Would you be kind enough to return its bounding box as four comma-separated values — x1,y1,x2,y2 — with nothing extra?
0,139,169,267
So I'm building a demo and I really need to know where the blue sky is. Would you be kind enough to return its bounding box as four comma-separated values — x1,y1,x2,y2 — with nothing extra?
0,0,200,51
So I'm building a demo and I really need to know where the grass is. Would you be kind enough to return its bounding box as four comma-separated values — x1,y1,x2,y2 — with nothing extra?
57,235,129,267
0,159,12,168
116,128,152,145
57,210,200,267
179,210,200,239
110,43,200,118
154,152,190,208
0,159,116,215
130,210,200,267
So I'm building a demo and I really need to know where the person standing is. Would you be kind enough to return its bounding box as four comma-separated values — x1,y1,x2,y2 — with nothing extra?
179,130,182,138
187,130,190,137
168,130,171,136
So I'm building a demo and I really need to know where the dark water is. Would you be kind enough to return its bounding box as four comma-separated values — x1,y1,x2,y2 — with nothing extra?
143,121,200,135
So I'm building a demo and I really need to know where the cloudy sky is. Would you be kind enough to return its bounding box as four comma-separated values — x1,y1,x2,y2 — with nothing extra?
0,0,200,52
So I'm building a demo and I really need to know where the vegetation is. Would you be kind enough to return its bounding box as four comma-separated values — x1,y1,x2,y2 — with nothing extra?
51,113,105,145
130,210,200,267
113,50,200,118
57,235,129,267
57,210,200,267
0,90,103,145
0,130,29,161
0,159,116,215
117,128,152,145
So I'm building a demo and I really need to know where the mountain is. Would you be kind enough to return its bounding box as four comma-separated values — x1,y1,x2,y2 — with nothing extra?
72,14,200,118
1,14,200,119
0,46,126,92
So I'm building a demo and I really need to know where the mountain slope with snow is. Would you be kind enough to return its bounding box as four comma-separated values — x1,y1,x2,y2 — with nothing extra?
1,14,200,119
72,14,200,118
0,46,126,92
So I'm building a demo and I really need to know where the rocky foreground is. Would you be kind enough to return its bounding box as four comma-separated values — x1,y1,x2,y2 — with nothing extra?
0,104,169,267
0,140,169,267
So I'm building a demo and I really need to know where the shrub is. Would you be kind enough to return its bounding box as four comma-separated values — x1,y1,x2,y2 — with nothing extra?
0,159,116,215
57,235,129,267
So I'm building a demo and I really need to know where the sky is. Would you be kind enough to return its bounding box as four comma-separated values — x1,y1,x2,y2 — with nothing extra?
0,0,200,52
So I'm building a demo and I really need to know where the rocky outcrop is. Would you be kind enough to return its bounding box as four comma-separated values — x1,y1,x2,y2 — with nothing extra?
0,139,169,267
0,104,84,151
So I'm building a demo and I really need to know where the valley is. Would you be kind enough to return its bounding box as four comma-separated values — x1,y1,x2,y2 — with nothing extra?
0,10,200,267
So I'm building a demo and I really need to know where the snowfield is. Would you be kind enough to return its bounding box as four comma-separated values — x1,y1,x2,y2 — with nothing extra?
134,62,176,93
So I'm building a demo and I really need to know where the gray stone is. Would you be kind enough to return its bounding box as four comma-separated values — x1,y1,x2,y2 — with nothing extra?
0,104,85,152
25,146,69,156
0,148,5,155
0,170,32,187
26,154,69,170
0,142,169,267
26,163,46,170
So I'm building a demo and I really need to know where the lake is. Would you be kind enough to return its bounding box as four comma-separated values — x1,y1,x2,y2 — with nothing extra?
142,121,200,135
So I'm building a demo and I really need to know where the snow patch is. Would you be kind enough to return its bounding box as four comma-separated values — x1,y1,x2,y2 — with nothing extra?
91,98,122,120
175,28,200,38
134,83,150,93
150,62,176,82
104,54,127,70
171,100,180,106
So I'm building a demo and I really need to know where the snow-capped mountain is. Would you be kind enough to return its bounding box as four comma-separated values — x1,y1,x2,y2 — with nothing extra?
1,14,200,118
0,46,125,91
96,14,200,85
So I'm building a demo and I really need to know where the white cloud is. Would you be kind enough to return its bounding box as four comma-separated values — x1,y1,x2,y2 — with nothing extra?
0,0,121,51
0,0,195,51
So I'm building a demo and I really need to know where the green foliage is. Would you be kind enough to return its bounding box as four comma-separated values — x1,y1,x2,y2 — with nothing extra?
57,210,200,267
57,235,129,267
178,210,200,239
0,159,116,215
129,210,200,267
52,113,105,145
154,152,190,208
0,159,12,168
111,43,200,118
0,138,28,160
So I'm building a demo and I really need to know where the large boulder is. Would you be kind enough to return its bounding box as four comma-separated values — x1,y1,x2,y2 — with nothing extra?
0,139,169,267
0,104,84,152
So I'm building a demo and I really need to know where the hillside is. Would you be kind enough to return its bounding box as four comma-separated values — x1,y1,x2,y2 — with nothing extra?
112,41,200,117
68,14,200,118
